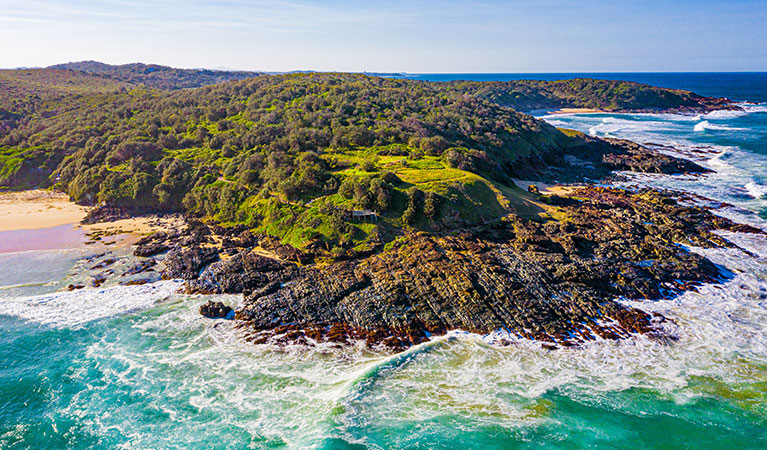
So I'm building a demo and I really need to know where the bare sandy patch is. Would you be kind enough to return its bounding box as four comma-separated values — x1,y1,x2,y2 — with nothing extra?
80,215,186,247
0,190,184,251
513,179,582,196
0,190,87,232
547,108,605,115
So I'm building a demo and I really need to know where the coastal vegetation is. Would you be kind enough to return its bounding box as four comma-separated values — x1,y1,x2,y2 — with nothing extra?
0,67,733,257
1,63,754,349
450,78,731,111
47,61,264,90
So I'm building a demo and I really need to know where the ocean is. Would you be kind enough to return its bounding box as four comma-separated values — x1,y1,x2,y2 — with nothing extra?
1,73,767,449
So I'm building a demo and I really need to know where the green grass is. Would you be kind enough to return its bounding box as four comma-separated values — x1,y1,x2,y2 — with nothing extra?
166,146,221,163
320,147,552,232
233,194,378,252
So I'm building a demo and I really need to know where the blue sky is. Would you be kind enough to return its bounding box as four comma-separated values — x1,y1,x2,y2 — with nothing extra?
1,0,766,72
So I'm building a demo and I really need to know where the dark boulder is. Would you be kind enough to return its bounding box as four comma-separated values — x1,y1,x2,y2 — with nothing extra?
162,246,219,280
200,301,233,319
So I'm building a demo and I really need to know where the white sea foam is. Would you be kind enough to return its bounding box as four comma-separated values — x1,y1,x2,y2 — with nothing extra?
587,117,677,139
693,120,711,132
737,102,767,113
1,107,763,448
693,120,745,132
745,181,767,200
31,229,767,448
703,109,749,119
333,230,767,431
0,280,182,327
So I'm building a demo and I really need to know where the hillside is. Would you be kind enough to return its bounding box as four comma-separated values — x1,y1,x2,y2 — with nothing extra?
0,68,130,135
446,78,736,112
49,61,264,90
0,70,725,258
1,72,573,253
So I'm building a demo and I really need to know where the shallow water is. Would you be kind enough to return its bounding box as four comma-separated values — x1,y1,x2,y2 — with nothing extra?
2,75,767,449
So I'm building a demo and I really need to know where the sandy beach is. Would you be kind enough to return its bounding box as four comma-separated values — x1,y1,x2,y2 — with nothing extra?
0,189,184,252
0,190,88,232
547,108,605,115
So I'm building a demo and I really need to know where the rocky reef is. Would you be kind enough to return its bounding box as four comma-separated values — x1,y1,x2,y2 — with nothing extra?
125,185,761,351
115,143,763,351
231,187,757,349
600,138,711,175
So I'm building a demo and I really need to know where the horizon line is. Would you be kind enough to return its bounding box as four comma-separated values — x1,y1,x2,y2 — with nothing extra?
3,62,767,75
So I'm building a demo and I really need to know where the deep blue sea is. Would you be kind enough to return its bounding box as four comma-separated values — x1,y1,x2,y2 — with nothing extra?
407,72,767,103
1,73,767,449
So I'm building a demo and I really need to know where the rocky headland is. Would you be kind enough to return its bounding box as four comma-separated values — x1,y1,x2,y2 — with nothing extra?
3,67,754,351
114,142,762,351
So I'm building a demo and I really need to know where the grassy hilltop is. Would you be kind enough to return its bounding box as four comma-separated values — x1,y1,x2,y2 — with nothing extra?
0,66,731,257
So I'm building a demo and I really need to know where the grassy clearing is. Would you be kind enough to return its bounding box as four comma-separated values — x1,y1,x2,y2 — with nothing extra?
324,147,553,226
190,144,560,254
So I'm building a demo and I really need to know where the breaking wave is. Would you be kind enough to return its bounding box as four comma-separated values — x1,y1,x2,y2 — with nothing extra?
0,280,182,327
693,120,745,132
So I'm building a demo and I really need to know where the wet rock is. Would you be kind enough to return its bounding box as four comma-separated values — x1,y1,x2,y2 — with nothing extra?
82,252,108,263
200,301,233,319
557,136,711,181
162,246,219,280
122,259,157,276
91,258,116,270
66,284,84,291
184,250,294,294
91,275,107,288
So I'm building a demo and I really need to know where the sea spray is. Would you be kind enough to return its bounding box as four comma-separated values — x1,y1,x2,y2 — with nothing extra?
0,280,182,328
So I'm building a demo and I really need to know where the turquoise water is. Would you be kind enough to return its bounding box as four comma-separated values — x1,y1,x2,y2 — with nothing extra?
3,75,767,449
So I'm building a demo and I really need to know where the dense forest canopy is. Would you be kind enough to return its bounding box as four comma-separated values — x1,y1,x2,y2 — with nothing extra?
0,66,730,256
449,78,725,111
48,61,264,90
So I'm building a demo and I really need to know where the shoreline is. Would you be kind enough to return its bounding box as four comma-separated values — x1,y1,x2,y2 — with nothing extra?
2,133,745,349
0,190,185,252
0,107,759,349
545,108,606,115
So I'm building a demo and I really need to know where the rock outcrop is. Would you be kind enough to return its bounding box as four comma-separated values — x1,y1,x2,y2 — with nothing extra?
228,186,759,349
601,139,711,174
162,246,219,280
184,251,296,294
114,146,759,350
